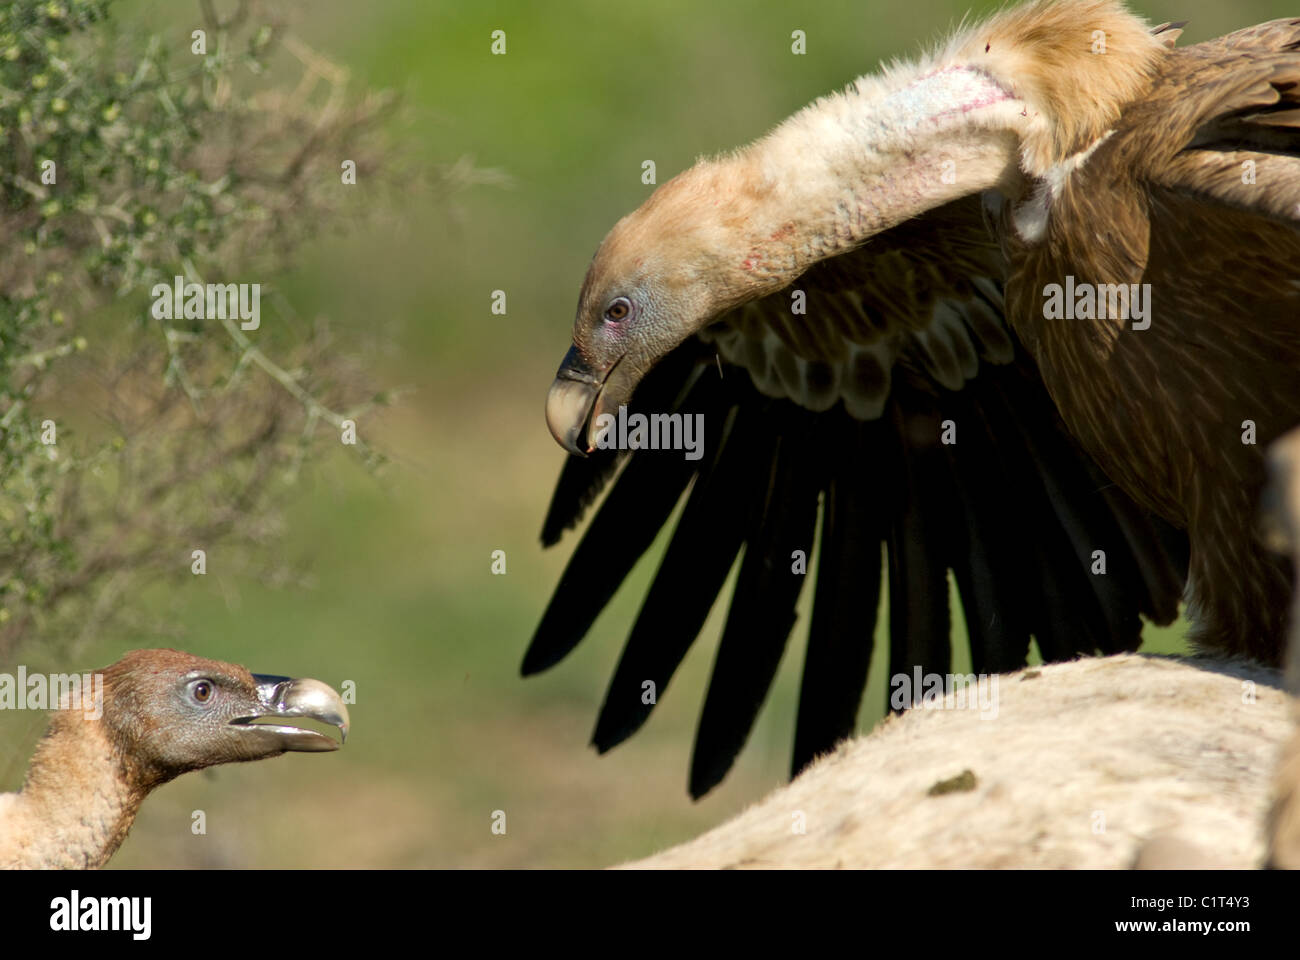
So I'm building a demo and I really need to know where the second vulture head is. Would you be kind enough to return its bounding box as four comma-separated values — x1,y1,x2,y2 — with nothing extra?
545,163,770,456
98,648,350,787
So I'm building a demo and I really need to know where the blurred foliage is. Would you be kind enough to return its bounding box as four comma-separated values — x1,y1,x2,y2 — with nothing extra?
0,0,403,660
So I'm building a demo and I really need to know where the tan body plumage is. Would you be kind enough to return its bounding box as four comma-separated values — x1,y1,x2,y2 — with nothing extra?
1002,14,1300,660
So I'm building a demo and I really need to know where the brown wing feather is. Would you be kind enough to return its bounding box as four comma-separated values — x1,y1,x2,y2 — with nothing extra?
699,195,1012,418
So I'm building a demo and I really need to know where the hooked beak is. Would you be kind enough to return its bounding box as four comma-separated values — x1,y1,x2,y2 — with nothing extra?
546,345,621,457
229,674,351,753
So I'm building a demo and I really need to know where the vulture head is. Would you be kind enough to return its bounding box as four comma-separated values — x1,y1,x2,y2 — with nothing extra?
96,648,349,788
546,163,763,455
1,648,349,869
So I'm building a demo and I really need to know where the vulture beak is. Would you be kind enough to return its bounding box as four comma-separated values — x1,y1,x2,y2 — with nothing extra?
231,674,351,752
546,345,621,457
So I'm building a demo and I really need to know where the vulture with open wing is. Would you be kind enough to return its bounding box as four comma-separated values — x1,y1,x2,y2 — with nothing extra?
527,0,1300,798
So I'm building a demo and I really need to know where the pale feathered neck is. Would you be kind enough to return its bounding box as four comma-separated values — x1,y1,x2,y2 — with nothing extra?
0,708,147,869
680,0,1164,305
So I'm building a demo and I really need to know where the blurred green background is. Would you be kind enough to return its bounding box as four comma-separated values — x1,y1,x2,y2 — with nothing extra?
2,0,1288,867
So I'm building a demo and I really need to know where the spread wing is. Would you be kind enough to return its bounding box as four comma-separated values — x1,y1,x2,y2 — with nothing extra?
527,195,1188,798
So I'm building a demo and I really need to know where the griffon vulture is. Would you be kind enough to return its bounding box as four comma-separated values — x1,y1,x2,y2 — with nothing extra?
529,0,1300,798
0,649,349,869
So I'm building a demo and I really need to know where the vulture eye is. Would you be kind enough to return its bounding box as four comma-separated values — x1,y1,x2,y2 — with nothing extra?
188,680,214,705
603,297,632,323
